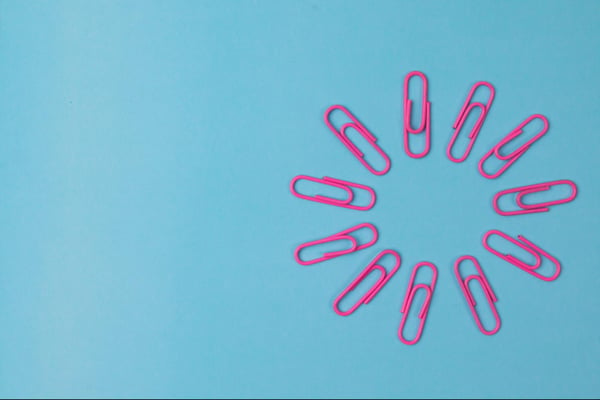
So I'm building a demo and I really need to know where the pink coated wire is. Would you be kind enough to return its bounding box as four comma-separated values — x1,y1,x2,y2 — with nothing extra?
294,223,378,266
289,175,376,211
493,179,578,216
447,82,495,163
482,229,561,281
324,105,391,175
398,262,437,345
403,71,431,158
333,249,401,316
478,114,549,179
454,255,501,335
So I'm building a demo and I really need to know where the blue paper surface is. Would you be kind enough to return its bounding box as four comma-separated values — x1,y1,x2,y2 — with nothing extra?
0,0,598,397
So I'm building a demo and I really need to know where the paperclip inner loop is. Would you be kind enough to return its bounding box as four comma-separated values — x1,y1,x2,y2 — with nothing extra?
324,105,391,176
404,71,429,133
465,276,501,335
333,250,401,316
483,230,542,269
398,285,432,345
290,175,376,211
517,180,577,209
483,230,561,281
447,102,486,162
334,265,386,316
295,236,358,266
341,124,390,173
495,115,548,161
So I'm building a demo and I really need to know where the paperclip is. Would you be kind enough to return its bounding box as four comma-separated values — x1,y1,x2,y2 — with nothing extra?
294,223,378,266
493,179,578,216
324,105,391,175
483,229,561,281
478,114,549,179
403,71,431,158
289,175,376,211
398,262,437,345
333,249,401,316
447,82,495,163
454,255,500,335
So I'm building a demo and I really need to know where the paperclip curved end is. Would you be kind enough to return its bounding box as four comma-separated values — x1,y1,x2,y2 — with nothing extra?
482,229,501,249
293,245,308,266
483,319,501,336
546,267,561,282
519,240,561,281
289,175,302,195
398,334,420,346
322,236,358,259
332,298,354,317
492,191,512,216
563,180,578,203
568,179,578,194
362,223,379,248
530,114,550,130
471,82,496,109
405,116,431,159
455,258,478,306
446,145,467,163
323,104,345,123
398,311,425,346
478,152,500,179
405,148,430,159
478,301,502,336
371,157,391,176
364,186,377,210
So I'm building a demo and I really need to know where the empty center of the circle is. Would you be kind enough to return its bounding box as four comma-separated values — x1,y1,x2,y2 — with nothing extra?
371,159,493,262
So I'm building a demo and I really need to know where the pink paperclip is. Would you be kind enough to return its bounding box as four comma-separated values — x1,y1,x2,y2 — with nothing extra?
294,223,378,266
398,262,437,345
403,71,431,158
447,82,495,163
289,175,376,211
478,114,549,179
483,229,561,281
333,249,401,316
324,105,391,175
493,179,578,216
454,255,500,335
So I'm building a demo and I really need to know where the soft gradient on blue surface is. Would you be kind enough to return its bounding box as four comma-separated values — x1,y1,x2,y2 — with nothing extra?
0,0,599,398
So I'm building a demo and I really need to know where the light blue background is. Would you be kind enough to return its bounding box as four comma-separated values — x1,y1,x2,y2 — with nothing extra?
0,0,599,398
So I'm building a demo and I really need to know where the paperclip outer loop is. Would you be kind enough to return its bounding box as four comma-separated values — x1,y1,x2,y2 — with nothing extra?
398,262,437,345
403,71,431,158
454,255,501,335
293,223,379,266
289,175,376,211
447,81,495,163
482,229,561,281
478,114,549,179
493,179,578,216
324,105,391,175
333,249,401,316
294,236,357,266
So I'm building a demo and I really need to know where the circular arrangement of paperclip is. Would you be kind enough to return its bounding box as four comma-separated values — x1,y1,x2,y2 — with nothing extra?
289,71,579,345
